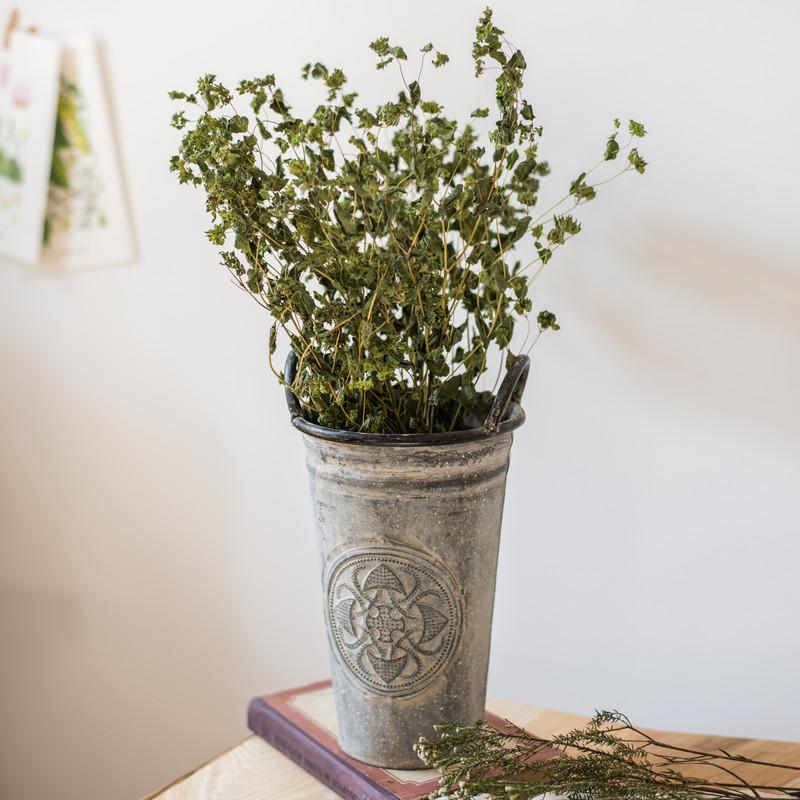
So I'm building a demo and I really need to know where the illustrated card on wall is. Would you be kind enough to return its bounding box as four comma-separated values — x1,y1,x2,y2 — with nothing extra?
40,35,135,268
0,30,61,264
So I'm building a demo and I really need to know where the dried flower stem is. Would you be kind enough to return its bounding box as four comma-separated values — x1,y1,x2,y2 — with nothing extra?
416,710,800,800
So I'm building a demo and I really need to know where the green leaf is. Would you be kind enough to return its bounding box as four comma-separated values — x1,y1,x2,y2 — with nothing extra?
420,100,442,113
569,172,596,201
441,184,463,207
628,119,647,137
604,133,619,161
229,115,249,133
369,37,390,56
537,310,560,330
628,147,647,173
268,324,277,354
547,215,581,244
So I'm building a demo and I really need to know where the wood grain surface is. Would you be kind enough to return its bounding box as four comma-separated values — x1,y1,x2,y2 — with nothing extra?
144,699,800,799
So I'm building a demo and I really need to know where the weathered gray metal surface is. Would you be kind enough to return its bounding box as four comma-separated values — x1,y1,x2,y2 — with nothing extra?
302,431,517,767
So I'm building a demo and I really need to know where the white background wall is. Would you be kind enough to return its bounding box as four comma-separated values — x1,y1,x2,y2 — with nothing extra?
1,1,799,798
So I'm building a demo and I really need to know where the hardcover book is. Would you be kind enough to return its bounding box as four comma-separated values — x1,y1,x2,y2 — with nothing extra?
247,680,510,800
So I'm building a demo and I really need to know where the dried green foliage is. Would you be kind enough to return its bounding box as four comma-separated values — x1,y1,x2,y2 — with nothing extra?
417,710,800,800
169,8,647,433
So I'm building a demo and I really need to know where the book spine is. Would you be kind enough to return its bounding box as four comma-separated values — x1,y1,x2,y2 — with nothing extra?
247,697,397,800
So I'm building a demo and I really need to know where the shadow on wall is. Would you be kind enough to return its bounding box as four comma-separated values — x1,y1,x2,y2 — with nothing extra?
491,219,800,741
0,346,248,799
572,222,800,455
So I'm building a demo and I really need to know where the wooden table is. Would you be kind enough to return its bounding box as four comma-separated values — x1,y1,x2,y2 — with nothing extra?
144,698,800,799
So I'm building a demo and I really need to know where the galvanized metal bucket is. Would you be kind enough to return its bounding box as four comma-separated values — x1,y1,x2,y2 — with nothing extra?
285,354,530,768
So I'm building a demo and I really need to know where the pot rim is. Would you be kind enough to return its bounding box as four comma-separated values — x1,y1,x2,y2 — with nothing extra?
289,402,526,447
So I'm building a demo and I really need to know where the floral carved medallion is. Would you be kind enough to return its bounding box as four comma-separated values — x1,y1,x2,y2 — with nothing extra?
325,544,463,697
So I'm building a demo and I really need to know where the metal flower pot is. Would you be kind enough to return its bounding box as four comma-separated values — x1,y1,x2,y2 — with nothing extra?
284,354,530,768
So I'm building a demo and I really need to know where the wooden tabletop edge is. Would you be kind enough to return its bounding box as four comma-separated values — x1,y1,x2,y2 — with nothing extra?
139,735,255,800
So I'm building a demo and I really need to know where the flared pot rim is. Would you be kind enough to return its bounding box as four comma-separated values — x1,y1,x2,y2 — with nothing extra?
289,402,525,447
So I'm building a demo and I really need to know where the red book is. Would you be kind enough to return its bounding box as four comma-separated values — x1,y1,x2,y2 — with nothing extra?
247,680,509,800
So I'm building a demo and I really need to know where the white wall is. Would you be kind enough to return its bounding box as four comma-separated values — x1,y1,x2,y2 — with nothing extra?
1,2,798,798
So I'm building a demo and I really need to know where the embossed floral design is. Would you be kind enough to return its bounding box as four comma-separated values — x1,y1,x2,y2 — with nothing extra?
326,546,462,697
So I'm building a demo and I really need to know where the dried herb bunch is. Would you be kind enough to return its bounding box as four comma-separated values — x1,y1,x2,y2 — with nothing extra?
169,8,647,433
416,710,800,800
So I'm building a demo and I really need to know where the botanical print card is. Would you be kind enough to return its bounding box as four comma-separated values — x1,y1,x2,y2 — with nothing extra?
41,34,135,268
0,30,61,264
